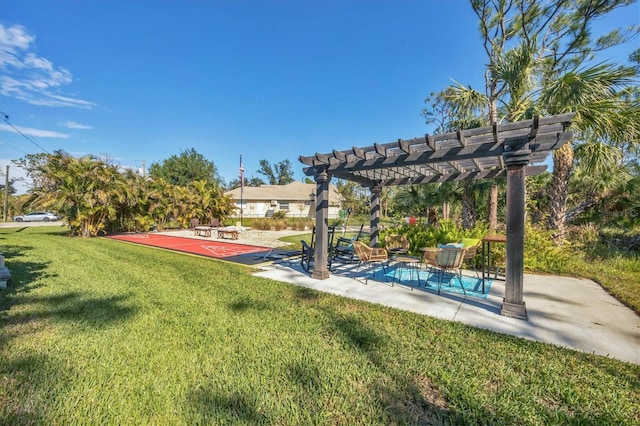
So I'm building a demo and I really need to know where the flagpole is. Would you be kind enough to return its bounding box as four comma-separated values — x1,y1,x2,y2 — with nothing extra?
239,154,244,226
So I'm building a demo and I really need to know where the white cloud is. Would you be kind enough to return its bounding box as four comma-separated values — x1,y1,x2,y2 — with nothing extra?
0,24,95,109
0,123,70,138
0,24,35,60
63,121,93,130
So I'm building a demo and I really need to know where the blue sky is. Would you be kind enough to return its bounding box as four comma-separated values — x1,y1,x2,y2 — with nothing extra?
1,1,638,193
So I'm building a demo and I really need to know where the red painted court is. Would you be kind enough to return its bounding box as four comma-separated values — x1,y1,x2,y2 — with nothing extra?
106,233,297,265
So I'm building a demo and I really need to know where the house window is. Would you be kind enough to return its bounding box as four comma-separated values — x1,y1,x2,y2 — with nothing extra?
279,202,289,210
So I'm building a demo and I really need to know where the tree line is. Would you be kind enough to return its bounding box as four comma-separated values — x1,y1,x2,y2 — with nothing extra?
4,149,299,237
387,0,639,245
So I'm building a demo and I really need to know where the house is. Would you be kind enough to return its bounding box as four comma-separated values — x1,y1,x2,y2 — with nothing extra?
225,181,342,218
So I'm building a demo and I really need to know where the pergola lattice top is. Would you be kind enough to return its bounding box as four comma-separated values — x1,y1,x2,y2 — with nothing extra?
300,113,575,186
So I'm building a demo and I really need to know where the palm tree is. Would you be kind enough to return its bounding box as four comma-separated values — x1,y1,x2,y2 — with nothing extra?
30,154,126,237
449,0,640,242
189,179,235,223
114,169,156,232
434,34,638,240
565,132,636,224
539,63,639,239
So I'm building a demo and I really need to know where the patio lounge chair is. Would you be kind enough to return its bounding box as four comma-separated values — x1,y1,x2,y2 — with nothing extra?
351,241,388,284
423,246,467,295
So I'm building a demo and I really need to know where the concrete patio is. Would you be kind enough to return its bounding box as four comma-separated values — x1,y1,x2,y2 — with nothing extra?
254,258,640,365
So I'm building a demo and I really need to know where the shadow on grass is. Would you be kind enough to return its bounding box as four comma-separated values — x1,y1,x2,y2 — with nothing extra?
186,388,268,424
1,244,137,337
310,302,448,422
2,226,29,233
35,229,73,237
228,296,271,313
0,245,53,303
0,246,136,352
293,286,320,300
3,291,137,331
0,353,54,425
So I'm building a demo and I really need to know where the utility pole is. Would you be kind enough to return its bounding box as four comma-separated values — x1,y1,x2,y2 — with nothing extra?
135,159,146,177
3,165,8,222
239,154,244,226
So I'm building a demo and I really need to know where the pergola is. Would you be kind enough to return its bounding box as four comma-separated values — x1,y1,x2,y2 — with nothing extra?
299,112,575,320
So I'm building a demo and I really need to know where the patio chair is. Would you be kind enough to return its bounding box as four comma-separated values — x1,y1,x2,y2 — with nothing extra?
351,241,388,284
331,224,365,266
300,226,336,273
189,218,200,230
424,247,467,295
384,234,410,256
460,238,481,277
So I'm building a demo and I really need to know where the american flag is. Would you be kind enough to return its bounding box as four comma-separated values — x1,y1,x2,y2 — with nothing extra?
239,155,244,189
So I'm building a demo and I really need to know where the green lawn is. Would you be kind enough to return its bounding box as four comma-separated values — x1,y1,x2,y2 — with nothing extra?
1,227,638,424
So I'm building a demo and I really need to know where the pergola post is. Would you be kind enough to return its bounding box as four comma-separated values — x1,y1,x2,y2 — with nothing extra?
312,169,330,280
369,185,381,247
502,162,528,320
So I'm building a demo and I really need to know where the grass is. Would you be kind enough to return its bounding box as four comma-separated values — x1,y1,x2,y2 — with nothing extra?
574,252,640,314
1,227,639,424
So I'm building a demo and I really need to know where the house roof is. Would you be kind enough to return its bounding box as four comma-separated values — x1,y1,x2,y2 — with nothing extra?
225,181,341,202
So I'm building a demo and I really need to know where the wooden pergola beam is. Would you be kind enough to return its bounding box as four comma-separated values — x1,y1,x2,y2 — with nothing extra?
301,131,571,177
298,113,575,168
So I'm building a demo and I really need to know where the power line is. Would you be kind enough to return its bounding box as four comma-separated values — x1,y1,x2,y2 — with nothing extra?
0,138,30,155
0,110,51,154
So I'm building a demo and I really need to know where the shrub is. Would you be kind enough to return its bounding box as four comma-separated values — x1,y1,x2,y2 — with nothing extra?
251,218,289,231
252,218,272,230
523,223,582,273
381,219,487,255
272,219,287,231
271,210,288,220
291,218,313,231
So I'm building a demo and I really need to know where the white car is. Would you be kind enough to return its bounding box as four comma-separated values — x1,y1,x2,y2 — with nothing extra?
13,212,60,222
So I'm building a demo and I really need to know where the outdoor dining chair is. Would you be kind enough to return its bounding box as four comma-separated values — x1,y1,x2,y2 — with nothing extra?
461,238,481,277
423,246,468,295
351,241,388,284
384,234,410,256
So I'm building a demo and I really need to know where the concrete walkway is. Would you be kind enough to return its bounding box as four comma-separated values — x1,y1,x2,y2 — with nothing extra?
254,259,640,365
